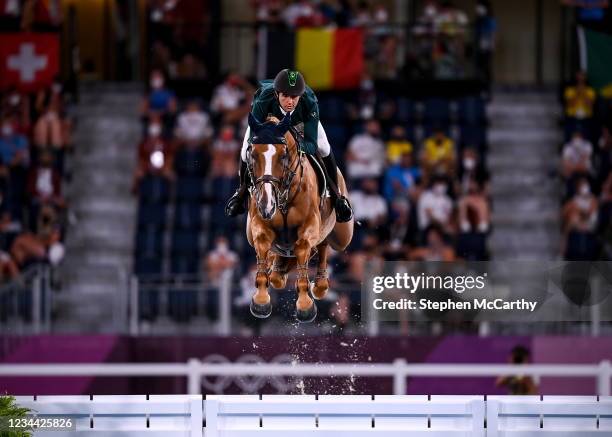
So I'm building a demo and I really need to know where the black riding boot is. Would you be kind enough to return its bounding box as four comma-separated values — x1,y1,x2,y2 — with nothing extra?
224,161,249,217
322,153,353,223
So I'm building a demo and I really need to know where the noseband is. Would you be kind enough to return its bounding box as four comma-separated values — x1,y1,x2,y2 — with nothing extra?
246,137,303,216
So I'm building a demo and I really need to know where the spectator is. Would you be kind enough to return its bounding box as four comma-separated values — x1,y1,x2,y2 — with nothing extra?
495,345,538,395
421,127,456,181
211,125,240,178
33,81,69,151
175,100,213,148
435,0,468,37
383,151,421,204
458,177,490,233
409,224,456,261
26,149,64,209
457,147,489,196
564,70,596,139
210,73,254,125
204,236,238,319
0,113,29,170
561,131,593,180
562,177,598,234
2,88,30,132
133,117,175,190
346,119,386,183
417,177,453,233
350,178,388,230
386,125,414,165
10,204,63,268
140,69,177,133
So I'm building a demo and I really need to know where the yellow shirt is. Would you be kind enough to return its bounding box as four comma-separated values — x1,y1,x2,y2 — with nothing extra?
424,137,454,164
386,140,413,164
564,86,595,118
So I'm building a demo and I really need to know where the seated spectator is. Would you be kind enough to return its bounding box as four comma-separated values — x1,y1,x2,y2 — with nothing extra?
140,69,177,134
210,73,254,125
133,117,175,191
561,131,592,180
562,177,597,239
211,125,240,178
458,177,490,233
174,53,207,79
383,198,412,260
409,224,456,261
597,124,612,180
417,177,454,234
350,178,388,230
457,147,489,196
564,70,596,138
346,119,386,183
204,236,238,319
0,113,29,169
26,149,64,209
421,127,456,181
383,151,421,204
282,0,325,28
2,87,31,133
435,0,468,37
175,100,213,148
34,79,71,150
10,205,64,268
386,125,414,164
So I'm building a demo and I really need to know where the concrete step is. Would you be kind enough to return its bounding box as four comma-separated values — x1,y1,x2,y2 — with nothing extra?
489,129,561,143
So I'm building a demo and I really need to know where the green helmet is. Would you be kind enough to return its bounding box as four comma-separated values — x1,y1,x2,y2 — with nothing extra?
274,69,305,96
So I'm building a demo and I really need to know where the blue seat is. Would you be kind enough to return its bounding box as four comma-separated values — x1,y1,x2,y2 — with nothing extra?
174,202,201,230
137,203,166,229
139,175,170,204
423,98,451,123
396,97,416,123
422,122,451,139
459,124,487,148
458,96,486,125
170,254,199,275
325,123,349,150
134,255,163,277
175,148,208,177
176,177,204,202
135,227,164,257
319,96,345,122
171,229,200,256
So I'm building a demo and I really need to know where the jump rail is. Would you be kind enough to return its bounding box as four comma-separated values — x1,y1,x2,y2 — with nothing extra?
1,359,611,395
11,395,612,436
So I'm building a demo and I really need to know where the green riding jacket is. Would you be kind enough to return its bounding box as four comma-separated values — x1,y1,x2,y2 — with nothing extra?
250,79,320,155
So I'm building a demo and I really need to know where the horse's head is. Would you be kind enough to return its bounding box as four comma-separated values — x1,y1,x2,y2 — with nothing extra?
247,113,293,220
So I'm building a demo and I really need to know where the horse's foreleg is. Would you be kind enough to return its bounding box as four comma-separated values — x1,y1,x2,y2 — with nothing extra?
269,255,293,289
312,242,329,300
294,225,319,323
250,232,274,318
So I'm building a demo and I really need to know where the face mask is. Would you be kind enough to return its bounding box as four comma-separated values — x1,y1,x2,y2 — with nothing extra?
434,184,447,195
463,157,476,170
150,150,165,169
51,83,62,94
9,94,20,106
476,5,487,16
149,124,162,137
217,242,229,252
375,9,388,22
579,184,590,196
151,77,164,89
425,5,437,17
1,124,13,137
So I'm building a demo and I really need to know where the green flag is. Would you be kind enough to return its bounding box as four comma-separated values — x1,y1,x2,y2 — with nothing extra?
581,28,612,94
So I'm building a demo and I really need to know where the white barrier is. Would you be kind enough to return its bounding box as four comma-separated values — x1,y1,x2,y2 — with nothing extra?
12,395,612,436
1,360,611,396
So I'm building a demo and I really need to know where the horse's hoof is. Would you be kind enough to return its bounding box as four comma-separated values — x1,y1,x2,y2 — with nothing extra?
250,298,272,319
296,302,317,324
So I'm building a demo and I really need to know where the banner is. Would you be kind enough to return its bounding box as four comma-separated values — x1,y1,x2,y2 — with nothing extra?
0,33,59,92
579,27,612,95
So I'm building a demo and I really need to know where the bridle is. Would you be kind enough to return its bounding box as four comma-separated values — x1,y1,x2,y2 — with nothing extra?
246,131,304,216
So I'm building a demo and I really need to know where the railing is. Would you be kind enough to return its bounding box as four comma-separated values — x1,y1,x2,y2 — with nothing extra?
1,360,610,396
0,264,52,336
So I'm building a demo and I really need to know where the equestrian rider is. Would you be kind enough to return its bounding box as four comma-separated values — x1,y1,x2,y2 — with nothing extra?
224,69,353,223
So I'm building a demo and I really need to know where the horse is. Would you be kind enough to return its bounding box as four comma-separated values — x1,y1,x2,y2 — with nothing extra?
244,113,354,323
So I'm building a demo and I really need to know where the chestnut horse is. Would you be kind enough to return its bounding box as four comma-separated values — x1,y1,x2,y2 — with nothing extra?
245,113,354,323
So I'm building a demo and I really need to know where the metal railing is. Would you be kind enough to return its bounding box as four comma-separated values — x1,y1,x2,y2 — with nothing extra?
1,359,610,396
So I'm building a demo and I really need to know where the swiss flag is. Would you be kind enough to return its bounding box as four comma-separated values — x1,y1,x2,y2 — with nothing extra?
0,33,59,92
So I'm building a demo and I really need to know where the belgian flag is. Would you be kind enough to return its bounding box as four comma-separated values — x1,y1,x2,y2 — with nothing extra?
261,28,364,91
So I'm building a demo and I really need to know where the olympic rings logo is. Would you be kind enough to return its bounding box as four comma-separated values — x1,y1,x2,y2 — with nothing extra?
200,354,300,394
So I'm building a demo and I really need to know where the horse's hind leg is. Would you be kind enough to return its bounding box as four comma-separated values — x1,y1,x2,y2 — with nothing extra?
312,242,329,300
269,255,294,289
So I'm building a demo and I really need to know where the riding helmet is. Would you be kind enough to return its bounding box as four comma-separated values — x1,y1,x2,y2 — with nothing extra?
274,69,305,96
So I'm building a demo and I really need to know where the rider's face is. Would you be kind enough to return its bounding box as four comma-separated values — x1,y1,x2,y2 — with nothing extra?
278,93,300,112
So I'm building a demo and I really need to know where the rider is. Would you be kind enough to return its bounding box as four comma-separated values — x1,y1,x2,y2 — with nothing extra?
224,69,353,223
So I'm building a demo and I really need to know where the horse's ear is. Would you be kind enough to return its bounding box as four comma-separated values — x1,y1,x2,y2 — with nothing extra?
248,113,262,132
276,113,292,135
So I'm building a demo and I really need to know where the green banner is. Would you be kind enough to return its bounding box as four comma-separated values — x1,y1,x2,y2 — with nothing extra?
584,28,612,94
